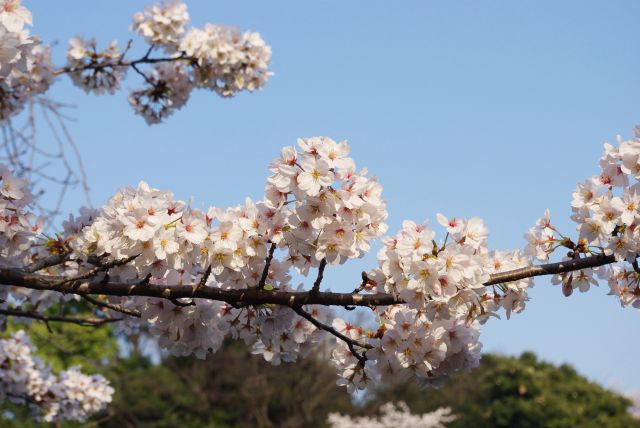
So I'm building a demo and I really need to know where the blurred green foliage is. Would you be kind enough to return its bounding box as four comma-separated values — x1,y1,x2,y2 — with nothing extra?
101,340,353,428
363,351,640,428
0,308,119,427
1,319,638,428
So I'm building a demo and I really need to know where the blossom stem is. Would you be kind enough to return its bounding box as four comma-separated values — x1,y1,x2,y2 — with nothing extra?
0,308,122,327
52,52,193,76
311,258,327,294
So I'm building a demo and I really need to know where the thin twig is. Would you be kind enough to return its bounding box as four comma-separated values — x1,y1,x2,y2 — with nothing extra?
169,298,195,307
352,271,370,294
24,252,72,273
43,99,92,207
81,295,141,318
53,254,139,287
0,308,122,327
130,62,157,86
257,242,276,290
198,265,212,290
290,304,370,364
311,258,327,294
52,53,192,76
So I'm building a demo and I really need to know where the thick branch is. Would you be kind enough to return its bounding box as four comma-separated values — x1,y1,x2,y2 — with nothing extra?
0,252,621,308
484,253,615,286
0,268,401,306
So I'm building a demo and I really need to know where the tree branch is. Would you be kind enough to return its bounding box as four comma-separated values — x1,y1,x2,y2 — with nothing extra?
290,305,371,364
52,53,194,76
0,268,401,306
54,254,139,287
0,308,123,327
198,265,212,290
81,295,141,318
257,242,276,290
311,258,327,295
484,253,615,286
24,252,72,273
0,252,621,309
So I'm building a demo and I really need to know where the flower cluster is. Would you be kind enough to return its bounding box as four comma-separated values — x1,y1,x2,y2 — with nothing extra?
576,132,640,261
0,133,566,400
140,295,227,359
524,127,640,305
65,37,126,95
0,330,113,422
9,128,640,403
75,136,386,280
0,168,84,342
372,215,531,323
127,0,272,123
179,23,272,97
73,181,275,284
2,137,538,394
0,0,273,124
328,402,456,428
69,137,384,364
128,61,192,124
330,305,483,392
10,206,101,311
319,210,534,391
131,0,189,50
373,217,489,318
0,163,38,267
0,0,272,124
224,301,333,364
606,264,640,308
268,137,388,269
0,0,53,120
376,308,482,388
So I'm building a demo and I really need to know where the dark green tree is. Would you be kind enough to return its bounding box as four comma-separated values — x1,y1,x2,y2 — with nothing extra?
3,320,638,428
362,352,640,428
101,340,353,428
0,313,119,428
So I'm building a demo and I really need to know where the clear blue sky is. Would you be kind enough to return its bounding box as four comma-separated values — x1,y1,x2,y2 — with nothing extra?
26,1,640,392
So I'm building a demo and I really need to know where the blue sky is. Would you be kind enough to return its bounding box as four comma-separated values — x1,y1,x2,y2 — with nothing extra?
25,1,640,392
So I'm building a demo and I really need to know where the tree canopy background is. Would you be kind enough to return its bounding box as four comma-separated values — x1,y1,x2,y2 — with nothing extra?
1,322,637,428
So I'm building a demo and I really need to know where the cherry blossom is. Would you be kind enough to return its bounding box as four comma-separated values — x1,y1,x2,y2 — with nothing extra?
5,127,640,402
0,330,113,422
328,402,456,428
131,0,189,49
0,0,31,33
1,1,640,417
0,0,272,124
523,126,640,307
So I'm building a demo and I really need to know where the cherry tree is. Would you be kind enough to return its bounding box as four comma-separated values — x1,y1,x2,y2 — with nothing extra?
0,0,638,423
